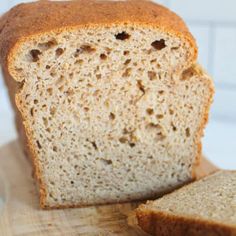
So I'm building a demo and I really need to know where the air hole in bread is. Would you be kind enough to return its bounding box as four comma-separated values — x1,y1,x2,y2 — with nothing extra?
47,88,53,96
46,65,51,69
58,85,64,92
50,71,57,77
137,80,145,94
122,68,132,77
56,75,65,85
80,44,96,53
124,59,131,65
123,50,130,56
146,108,154,115
100,53,107,60
119,137,127,144
105,47,112,54
53,146,58,152
157,132,166,141
38,39,57,50
156,114,164,119
148,71,157,80
185,128,190,137
96,74,102,79
115,31,130,40
34,99,38,104
100,159,112,166
75,59,84,65
129,143,136,148
181,68,195,81
171,122,177,131
83,107,89,112
36,140,42,149
45,127,51,133
145,49,152,55
55,48,64,57
65,88,74,97
151,39,166,50
148,123,162,129
74,49,80,58
30,108,34,116
30,49,41,62
50,107,56,116
171,46,179,50
43,117,48,127
91,141,98,150
17,80,25,90
169,109,174,115
109,112,116,120
151,59,157,64
147,123,166,141
74,45,96,57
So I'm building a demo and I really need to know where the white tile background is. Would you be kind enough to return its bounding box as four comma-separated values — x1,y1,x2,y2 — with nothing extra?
0,0,236,169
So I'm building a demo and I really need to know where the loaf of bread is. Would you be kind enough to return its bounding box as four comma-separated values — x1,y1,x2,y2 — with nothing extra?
0,1,213,209
136,171,236,236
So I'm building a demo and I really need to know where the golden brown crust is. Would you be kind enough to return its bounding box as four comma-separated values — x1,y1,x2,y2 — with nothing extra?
136,208,236,236
0,0,197,66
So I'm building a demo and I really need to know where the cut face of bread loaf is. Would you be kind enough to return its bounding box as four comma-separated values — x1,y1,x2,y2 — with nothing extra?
136,171,236,236
0,1,213,209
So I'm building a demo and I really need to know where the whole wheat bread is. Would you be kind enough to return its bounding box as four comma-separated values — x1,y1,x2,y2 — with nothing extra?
136,170,236,236
0,1,213,209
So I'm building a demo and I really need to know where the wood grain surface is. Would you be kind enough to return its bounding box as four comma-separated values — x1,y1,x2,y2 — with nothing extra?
0,140,218,236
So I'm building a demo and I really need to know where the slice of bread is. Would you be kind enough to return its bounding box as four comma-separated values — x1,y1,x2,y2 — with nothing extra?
136,171,236,236
0,1,213,209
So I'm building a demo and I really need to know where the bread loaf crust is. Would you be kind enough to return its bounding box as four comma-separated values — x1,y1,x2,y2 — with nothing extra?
0,1,208,209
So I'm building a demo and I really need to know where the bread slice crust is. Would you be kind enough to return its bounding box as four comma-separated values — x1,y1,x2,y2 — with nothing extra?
137,208,236,236
136,170,236,236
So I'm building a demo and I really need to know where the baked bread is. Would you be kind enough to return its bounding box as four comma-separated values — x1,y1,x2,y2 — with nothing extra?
0,1,213,209
136,171,236,236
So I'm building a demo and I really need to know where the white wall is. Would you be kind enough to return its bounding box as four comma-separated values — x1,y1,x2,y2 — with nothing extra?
0,0,236,168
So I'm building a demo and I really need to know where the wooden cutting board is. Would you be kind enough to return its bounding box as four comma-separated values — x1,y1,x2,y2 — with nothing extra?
0,140,218,236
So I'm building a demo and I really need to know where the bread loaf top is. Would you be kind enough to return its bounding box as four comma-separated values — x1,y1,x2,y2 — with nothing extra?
0,0,197,67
